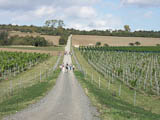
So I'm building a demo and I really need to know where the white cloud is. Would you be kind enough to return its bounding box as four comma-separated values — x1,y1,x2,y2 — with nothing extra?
144,11,153,18
121,0,160,7
67,14,122,30
34,6,56,17
64,6,97,19
0,0,122,30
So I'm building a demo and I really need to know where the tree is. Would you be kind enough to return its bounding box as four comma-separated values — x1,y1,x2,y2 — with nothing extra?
135,41,141,46
104,43,109,47
129,43,134,46
59,35,68,45
96,42,101,46
45,20,51,27
0,31,9,45
44,19,65,29
58,20,65,28
124,25,131,32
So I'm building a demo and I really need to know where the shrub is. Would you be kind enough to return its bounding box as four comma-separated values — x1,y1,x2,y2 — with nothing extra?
135,41,141,46
104,43,109,47
59,34,68,45
129,43,135,46
0,31,9,45
96,42,101,46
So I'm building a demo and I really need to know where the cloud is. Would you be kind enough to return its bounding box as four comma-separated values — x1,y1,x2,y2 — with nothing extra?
0,0,101,11
67,14,122,30
64,6,97,19
34,6,56,17
0,0,122,30
121,0,160,7
144,11,153,18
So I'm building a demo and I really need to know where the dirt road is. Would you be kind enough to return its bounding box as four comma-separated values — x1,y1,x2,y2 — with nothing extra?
4,35,99,120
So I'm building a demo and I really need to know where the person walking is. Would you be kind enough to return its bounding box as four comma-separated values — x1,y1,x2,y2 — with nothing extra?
66,64,68,72
72,65,75,71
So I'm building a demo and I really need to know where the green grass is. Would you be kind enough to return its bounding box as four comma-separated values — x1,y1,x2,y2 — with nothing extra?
0,45,63,119
73,48,160,120
0,69,61,118
0,46,64,51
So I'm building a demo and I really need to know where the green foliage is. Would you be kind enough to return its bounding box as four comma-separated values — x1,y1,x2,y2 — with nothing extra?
124,25,131,32
80,46,160,52
135,41,141,46
0,32,50,46
96,42,101,46
104,43,109,47
0,51,49,76
45,19,65,29
59,34,69,45
0,31,9,45
129,43,135,46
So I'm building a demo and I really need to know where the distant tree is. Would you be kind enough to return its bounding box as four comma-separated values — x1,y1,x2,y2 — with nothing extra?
0,31,9,45
45,19,65,29
124,25,131,32
129,43,134,46
59,35,68,45
156,44,160,46
58,20,65,28
104,43,109,47
96,42,101,46
135,41,141,46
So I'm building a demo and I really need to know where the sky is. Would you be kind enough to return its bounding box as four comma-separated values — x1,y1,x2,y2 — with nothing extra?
0,0,159,31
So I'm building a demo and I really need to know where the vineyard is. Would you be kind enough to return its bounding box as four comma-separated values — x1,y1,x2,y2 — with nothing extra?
79,46,160,96
0,51,49,81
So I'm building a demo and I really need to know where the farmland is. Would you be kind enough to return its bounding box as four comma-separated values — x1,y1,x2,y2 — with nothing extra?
0,44,63,118
72,35,160,46
72,47,160,120
0,51,49,81
10,31,60,45
79,46,160,95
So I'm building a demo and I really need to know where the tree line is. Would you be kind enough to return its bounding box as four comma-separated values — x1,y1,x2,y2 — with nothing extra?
0,21,160,46
0,31,50,46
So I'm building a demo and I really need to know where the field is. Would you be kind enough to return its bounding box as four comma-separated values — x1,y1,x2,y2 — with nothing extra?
0,45,63,118
10,31,60,45
0,46,64,56
72,35,160,46
72,47,160,120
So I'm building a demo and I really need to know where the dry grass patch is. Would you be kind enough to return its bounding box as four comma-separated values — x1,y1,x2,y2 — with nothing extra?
10,31,60,45
0,48,63,56
72,35,160,46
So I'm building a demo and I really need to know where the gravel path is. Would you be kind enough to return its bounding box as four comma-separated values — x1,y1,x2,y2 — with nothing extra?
4,35,99,120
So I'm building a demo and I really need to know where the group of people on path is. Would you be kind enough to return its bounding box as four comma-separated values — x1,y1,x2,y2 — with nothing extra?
60,51,75,72
64,51,72,56
60,63,75,72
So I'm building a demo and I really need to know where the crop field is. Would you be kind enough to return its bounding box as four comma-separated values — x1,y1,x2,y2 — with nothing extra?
73,47,160,120
72,35,160,46
0,51,49,81
91,46,160,52
79,46,160,95
0,47,64,56
0,43,63,118
10,31,60,45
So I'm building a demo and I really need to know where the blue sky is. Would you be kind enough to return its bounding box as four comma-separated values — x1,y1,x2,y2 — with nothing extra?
0,0,159,31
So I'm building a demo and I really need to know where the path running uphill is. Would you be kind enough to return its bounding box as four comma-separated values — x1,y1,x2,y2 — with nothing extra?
4,35,99,120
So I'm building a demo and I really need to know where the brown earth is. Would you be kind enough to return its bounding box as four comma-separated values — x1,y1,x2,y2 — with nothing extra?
72,35,160,46
10,31,60,45
0,48,63,56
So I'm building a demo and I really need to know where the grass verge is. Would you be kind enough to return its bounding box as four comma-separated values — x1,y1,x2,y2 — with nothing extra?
0,68,61,119
73,48,160,120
